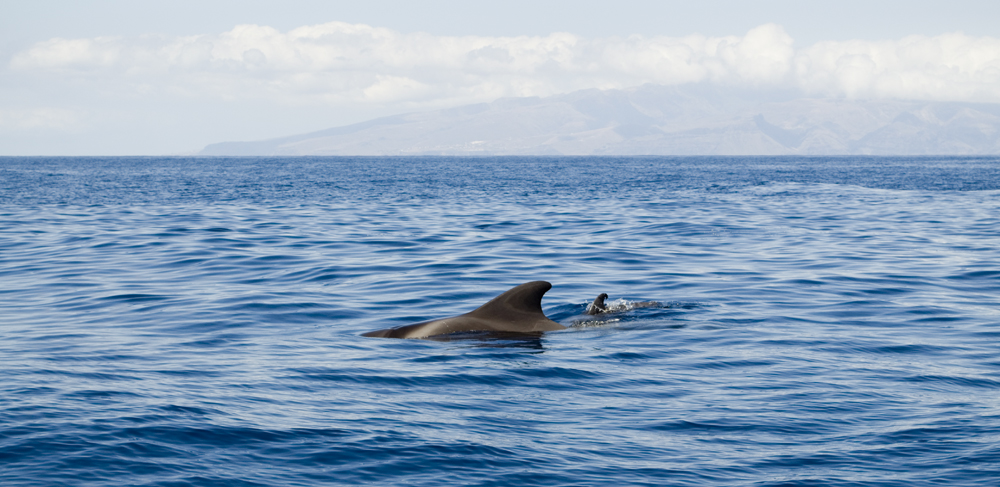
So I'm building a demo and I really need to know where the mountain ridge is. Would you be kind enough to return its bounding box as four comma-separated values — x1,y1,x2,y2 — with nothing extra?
200,85,1000,156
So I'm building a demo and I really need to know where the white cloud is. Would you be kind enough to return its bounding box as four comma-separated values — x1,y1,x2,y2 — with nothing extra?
795,33,1000,101
7,22,801,108
363,75,431,102
7,22,1000,112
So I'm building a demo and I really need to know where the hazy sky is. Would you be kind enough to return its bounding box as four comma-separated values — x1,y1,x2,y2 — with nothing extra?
2,0,999,155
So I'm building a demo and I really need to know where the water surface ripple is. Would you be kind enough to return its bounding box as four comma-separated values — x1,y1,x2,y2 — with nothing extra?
2,156,1000,486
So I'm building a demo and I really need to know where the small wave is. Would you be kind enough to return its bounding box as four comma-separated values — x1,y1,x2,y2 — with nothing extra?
97,293,170,302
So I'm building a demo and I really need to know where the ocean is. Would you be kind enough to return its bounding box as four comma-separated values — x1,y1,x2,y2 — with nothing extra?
2,156,999,486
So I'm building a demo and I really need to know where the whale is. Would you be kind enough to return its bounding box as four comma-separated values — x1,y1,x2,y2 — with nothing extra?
584,293,661,315
362,281,567,339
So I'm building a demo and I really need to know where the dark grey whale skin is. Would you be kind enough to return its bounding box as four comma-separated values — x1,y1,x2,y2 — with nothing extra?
362,281,567,339
585,293,609,315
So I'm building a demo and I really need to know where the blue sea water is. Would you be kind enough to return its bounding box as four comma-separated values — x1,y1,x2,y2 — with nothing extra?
1,156,1000,486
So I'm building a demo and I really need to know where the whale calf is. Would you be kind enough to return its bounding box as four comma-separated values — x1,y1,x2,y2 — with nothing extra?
362,281,567,339
584,293,661,315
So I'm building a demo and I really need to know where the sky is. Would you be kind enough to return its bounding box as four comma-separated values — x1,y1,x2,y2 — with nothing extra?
2,0,999,155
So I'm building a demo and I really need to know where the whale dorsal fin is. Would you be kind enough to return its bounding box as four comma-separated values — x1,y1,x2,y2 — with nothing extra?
467,281,558,327
362,281,566,338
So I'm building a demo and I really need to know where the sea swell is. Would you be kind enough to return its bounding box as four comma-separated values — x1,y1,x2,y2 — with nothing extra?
2,156,1000,486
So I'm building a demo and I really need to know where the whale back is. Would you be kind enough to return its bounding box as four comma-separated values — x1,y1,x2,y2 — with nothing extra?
362,281,565,339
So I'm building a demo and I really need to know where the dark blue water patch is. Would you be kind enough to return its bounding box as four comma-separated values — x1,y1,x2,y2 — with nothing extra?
899,375,1000,390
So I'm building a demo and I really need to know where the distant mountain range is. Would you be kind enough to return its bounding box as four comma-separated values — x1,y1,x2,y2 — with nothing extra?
200,84,1000,156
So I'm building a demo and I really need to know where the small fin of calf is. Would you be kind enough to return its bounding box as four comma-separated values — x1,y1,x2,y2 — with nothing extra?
585,293,609,315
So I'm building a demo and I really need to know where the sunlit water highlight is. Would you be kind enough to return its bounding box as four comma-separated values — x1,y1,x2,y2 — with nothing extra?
2,156,999,486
